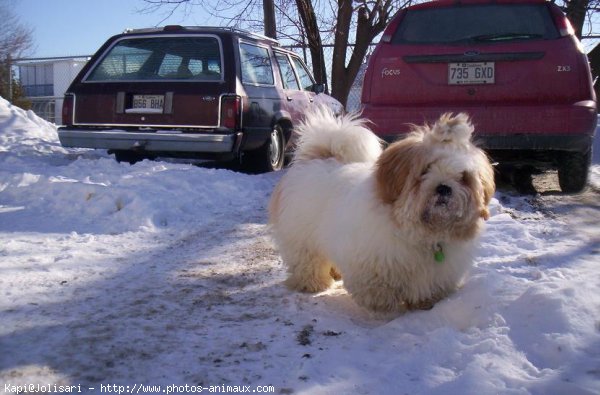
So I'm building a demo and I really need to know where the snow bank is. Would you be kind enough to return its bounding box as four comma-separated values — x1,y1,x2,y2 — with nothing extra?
0,96,63,156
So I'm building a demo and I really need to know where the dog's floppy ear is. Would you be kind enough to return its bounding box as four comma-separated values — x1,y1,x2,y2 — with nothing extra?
375,135,427,204
479,157,496,220
474,150,496,220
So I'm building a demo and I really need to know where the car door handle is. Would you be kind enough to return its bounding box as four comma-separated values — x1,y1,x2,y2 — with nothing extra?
286,96,293,101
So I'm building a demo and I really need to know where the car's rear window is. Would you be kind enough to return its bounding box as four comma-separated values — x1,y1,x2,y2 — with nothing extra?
85,36,223,82
392,4,559,44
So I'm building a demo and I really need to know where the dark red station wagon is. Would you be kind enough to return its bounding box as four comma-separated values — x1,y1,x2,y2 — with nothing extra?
361,0,597,192
58,26,342,172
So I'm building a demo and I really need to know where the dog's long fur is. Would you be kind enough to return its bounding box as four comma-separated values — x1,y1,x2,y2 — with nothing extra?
269,108,495,313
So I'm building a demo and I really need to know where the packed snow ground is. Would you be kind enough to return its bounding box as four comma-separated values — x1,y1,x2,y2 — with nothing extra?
1,96,599,395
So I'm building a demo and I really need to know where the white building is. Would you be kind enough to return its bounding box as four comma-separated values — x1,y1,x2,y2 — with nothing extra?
18,57,88,125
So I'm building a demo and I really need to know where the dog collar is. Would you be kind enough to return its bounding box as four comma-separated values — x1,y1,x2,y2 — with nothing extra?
434,243,445,263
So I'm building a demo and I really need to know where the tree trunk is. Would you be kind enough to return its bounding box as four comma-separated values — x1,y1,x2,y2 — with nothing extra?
331,1,392,107
330,0,353,106
565,0,590,39
295,0,327,86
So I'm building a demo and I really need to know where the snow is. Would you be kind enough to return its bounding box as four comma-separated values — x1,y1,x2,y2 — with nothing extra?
1,95,599,395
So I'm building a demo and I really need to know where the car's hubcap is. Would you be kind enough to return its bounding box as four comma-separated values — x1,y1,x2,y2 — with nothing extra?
270,128,281,167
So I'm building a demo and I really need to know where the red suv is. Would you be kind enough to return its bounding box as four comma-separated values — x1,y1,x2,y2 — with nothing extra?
58,26,342,172
361,0,596,192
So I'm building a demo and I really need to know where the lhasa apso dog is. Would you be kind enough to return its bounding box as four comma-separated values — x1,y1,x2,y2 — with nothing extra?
269,108,495,313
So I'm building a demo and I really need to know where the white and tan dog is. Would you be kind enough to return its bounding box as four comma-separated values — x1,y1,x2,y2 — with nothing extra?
269,108,495,313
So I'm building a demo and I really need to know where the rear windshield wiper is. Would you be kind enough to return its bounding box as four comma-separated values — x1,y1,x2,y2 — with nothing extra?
471,33,543,42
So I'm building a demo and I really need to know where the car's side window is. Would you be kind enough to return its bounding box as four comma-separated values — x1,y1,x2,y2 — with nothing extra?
290,56,315,91
239,43,274,85
274,52,300,91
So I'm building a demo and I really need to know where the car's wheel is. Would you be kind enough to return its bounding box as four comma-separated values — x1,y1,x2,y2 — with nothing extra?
557,149,591,193
113,150,145,165
511,166,536,195
244,124,286,173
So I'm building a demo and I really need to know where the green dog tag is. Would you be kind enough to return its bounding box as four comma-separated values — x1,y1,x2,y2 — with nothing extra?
434,250,445,263
434,244,445,263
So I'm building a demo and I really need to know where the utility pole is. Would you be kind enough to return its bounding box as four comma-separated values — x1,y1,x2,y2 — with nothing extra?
7,55,13,101
263,0,277,39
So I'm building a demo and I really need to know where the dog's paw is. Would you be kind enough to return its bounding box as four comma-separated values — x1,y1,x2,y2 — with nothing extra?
329,267,342,281
285,275,332,293
406,299,436,311
351,288,408,313
406,293,446,311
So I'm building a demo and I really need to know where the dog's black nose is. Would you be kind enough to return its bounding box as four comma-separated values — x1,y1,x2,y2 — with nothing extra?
436,184,452,196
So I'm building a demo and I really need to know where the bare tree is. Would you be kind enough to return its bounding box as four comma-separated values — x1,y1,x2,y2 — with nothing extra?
0,3,33,104
141,0,407,105
295,0,327,85
329,0,410,106
141,0,600,106
564,0,591,38
141,0,278,37
0,4,33,60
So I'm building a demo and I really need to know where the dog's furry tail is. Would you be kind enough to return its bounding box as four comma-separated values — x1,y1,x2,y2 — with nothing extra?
293,106,383,164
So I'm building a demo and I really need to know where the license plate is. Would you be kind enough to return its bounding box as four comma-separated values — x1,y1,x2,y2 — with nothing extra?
131,95,164,112
448,62,495,85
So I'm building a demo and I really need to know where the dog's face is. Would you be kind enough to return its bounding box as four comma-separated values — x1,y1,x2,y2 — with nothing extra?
375,114,495,240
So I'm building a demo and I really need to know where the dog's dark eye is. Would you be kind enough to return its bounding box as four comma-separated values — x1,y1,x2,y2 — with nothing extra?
421,164,432,177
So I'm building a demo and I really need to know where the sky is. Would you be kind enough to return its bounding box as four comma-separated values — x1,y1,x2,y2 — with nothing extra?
11,0,217,58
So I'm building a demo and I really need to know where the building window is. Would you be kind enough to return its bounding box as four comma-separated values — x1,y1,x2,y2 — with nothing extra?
20,63,54,97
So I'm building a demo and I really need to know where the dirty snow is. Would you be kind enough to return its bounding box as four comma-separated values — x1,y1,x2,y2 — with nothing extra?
1,96,599,395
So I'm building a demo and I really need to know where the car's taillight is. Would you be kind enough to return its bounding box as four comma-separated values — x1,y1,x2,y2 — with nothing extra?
550,6,575,37
380,10,405,43
62,94,74,126
220,95,241,130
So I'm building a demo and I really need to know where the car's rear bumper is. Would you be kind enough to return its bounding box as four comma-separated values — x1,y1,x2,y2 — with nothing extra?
58,128,239,153
474,133,594,152
362,101,597,152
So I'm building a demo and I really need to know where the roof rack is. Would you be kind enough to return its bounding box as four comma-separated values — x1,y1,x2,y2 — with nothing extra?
122,26,280,46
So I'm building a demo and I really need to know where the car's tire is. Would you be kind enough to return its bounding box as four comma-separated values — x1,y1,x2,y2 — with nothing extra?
558,149,591,193
243,124,286,173
511,166,537,195
113,150,146,165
